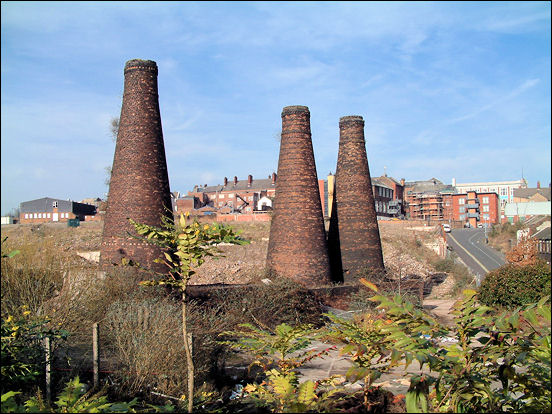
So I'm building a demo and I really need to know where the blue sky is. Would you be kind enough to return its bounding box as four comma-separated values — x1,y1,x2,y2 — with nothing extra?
1,1,550,215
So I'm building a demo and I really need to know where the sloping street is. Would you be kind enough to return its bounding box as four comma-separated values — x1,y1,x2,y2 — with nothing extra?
446,228,506,284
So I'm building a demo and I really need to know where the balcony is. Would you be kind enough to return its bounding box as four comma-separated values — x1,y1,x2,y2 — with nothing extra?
467,212,480,219
467,204,479,209
467,198,479,204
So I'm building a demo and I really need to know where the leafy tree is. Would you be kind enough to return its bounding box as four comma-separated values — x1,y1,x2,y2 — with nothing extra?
128,213,247,412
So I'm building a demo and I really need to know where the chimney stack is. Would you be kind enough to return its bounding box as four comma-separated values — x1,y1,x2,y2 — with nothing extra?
234,176,238,185
224,177,228,186
266,105,331,286
327,115,384,283
248,174,253,187
272,172,277,185
537,181,541,189
100,59,172,273
400,178,405,186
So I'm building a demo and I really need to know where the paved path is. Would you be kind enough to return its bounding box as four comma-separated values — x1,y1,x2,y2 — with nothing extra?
296,299,458,395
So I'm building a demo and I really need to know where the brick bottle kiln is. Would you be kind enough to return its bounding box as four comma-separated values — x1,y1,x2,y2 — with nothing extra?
100,59,172,273
266,105,331,286
328,115,384,283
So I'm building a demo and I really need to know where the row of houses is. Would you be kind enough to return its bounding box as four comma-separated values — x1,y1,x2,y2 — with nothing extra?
6,174,550,228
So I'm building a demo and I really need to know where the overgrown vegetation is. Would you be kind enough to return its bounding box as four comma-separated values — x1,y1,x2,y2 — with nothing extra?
479,260,551,308
3,220,550,413
221,278,551,413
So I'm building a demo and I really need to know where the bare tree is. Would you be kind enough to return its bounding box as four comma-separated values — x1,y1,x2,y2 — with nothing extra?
110,117,120,142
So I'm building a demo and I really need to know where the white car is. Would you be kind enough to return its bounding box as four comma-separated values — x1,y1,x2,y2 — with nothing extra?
442,224,451,233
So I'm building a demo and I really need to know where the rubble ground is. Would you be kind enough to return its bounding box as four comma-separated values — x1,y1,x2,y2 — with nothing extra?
2,219,451,294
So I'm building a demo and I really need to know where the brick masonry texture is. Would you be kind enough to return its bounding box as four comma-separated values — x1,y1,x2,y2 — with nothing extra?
100,59,172,273
328,115,384,283
266,106,332,286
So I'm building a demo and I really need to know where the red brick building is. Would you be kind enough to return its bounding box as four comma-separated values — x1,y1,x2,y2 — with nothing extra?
188,173,277,214
19,197,96,224
443,192,499,226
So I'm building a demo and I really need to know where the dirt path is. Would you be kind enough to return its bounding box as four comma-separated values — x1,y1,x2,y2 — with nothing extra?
422,298,458,327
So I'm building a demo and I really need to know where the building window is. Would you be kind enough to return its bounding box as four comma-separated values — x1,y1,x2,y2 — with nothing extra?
483,205,490,212
33,213,37,218
458,198,465,205
459,206,465,213
501,188,507,196
459,214,466,220
228,194,234,198
483,214,490,221
482,197,489,204
25,214,28,219
47,213,50,218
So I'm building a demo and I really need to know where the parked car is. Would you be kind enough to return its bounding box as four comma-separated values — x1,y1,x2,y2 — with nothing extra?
442,224,451,233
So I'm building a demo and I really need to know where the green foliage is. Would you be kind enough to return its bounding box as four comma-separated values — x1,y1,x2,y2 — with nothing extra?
1,376,175,413
368,290,551,412
128,213,248,287
128,213,248,413
1,310,69,394
323,312,394,387
479,261,551,308
1,236,20,259
220,323,341,412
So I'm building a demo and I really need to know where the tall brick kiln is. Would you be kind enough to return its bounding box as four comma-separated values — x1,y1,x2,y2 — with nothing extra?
327,115,384,283
100,59,172,273
266,106,331,286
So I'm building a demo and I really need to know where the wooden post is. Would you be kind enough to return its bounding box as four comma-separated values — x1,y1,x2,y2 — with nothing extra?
44,337,51,403
93,323,100,389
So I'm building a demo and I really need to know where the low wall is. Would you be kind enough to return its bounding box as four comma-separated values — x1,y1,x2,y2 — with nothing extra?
216,213,271,222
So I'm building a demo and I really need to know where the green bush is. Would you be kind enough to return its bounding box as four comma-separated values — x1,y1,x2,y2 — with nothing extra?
479,261,551,308
1,310,69,394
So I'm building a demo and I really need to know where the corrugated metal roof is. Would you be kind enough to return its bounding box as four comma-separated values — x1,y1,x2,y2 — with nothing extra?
504,202,551,217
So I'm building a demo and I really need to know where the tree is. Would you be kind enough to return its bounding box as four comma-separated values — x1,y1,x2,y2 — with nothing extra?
506,236,539,266
127,213,248,412
104,117,119,189
109,116,119,143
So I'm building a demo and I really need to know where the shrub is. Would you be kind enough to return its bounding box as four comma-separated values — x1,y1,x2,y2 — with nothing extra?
479,261,551,308
333,288,551,413
1,310,69,394
433,258,455,273
209,277,325,330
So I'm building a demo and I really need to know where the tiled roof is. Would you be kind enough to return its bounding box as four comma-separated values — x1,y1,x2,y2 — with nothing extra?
513,188,551,201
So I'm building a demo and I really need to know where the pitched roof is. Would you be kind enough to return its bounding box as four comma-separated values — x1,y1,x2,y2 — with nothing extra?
193,178,276,193
513,187,551,201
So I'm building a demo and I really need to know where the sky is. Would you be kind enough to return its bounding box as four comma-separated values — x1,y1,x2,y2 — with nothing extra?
1,1,550,215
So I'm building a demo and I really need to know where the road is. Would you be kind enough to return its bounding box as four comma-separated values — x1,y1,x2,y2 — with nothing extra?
446,228,506,285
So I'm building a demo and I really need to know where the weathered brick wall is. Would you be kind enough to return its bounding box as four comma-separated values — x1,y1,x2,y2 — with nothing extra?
266,106,331,286
100,59,172,273
328,115,384,283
